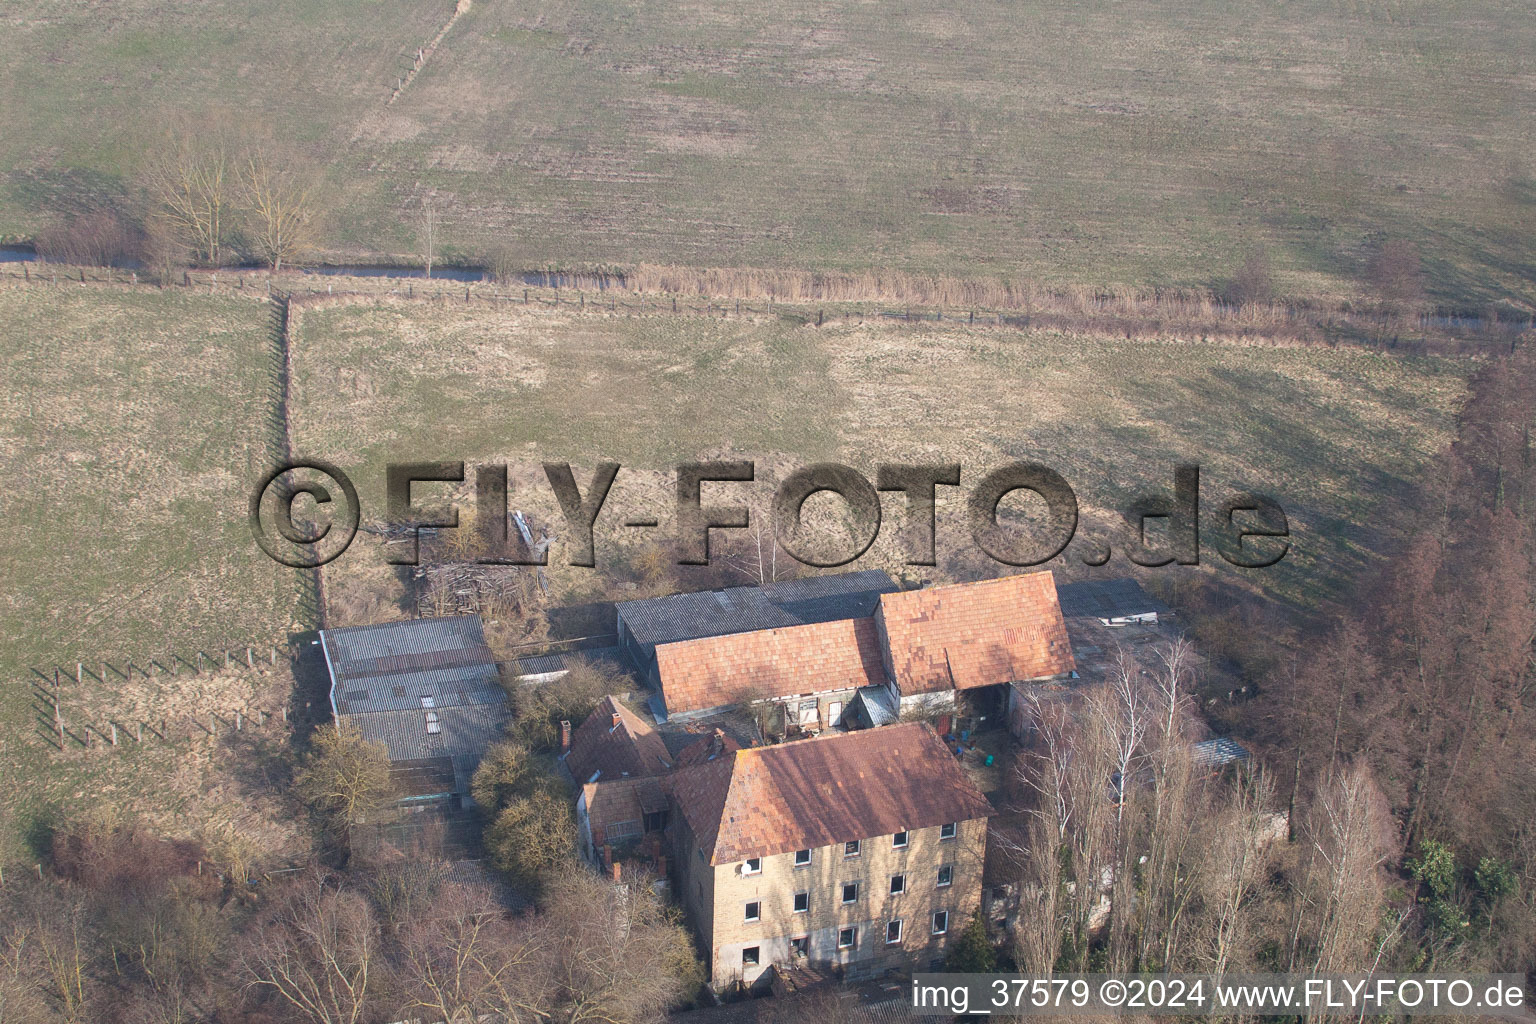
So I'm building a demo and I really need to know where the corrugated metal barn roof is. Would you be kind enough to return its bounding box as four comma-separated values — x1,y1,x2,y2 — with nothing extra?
1056,577,1171,621
351,702,510,763
615,570,898,648
322,615,504,714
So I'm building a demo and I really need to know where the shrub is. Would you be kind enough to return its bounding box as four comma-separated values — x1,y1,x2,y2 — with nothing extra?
484,792,575,895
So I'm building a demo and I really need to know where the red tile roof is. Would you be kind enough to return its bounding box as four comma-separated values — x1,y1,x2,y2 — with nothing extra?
582,776,667,849
877,572,1075,694
667,722,995,864
655,616,886,715
674,728,743,767
565,695,674,782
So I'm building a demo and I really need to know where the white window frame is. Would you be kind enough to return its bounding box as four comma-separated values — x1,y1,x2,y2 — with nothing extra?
841,881,859,904
743,857,761,875
937,864,953,888
837,926,857,949
939,822,958,841
931,910,949,935
886,919,904,944
890,873,906,895
844,839,861,858
744,901,760,922
794,848,812,867
742,946,760,966
892,830,909,849
793,891,809,913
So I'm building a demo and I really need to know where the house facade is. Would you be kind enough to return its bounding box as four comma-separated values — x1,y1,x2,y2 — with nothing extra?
665,722,995,990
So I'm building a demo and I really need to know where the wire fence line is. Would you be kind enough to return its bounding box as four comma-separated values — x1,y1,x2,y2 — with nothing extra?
2,260,1528,356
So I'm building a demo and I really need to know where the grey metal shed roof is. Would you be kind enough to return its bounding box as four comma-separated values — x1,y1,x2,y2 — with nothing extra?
1193,737,1252,770
615,570,898,648
350,702,509,763
321,615,504,714
1056,578,1171,621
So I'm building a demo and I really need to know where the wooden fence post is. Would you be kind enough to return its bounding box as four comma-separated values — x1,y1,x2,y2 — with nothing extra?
235,710,243,732
246,647,254,669
136,722,143,743
196,651,203,674
110,724,118,746
76,662,82,684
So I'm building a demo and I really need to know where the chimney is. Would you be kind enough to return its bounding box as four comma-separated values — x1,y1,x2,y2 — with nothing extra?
611,712,621,728
559,719,572,752
612,861,622,881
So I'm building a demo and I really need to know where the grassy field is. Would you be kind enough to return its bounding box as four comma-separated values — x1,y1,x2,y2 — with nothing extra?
2,0,1532,306
0,279,1473,860
288,297,1470,619
0,284,306,860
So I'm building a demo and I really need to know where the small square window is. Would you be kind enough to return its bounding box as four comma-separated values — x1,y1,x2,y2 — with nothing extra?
932,910,949,935
940,822,957,841
743,857,761,875
790,936,809,957
743,946,760,966
419,695,435,708
890,874,906,895
844,840,861,857
793,891,808,913
841,882,859,904
892,830,909,848
424,710,441,734
744,902,760,922
794,848,812,866
886,919,903,944
937,865,953,888
838,926,857,949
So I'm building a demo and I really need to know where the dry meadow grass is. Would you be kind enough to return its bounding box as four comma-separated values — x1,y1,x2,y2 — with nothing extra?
0,284,306,861
289,297,1469,622
2,0,1533,306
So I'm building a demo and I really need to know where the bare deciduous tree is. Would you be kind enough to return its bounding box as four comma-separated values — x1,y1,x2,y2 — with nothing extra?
536,868,703,1024
240,153,319,272
144,134,231,267
1292,762,1398,973
419,200,438,279
392,882,548,1024
1198,766,1277,977
239,872,379,1024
